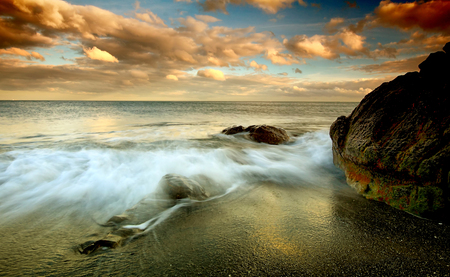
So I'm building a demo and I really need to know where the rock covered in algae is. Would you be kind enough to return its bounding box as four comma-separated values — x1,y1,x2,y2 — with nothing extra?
222,125,290,145
330,42,450,221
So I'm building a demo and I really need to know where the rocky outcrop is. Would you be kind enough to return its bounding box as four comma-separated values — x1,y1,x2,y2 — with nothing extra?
222,125,290,145
330,42,450,221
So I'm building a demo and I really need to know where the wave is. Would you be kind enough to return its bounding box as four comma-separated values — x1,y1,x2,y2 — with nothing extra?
0,130,341,223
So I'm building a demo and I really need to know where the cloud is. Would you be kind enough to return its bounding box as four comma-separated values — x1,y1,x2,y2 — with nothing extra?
166,74,179,81
373,0,450,35
278,72,288,76
130,70,149,80
266,49,299,65
198,0,307,15
371,43,397,59
284,30,368,60
277,76,393,99
195,15,221,23
197,69,226,80
135,11,166,26
84,47,119,63
249,60,268,71
0,47,45,61
324,18,345,34
0,0,293,73
391,31,450,53
0,57,392,101
294,68,302,74
0,0,401,101
351,54,428,74
31,52,45,61
178,16,209,33
345,1,358,9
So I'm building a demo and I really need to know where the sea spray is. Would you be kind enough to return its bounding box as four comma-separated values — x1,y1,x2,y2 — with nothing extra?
0,130,337,224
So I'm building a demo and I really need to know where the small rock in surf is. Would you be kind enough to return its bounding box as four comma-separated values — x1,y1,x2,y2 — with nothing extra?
222,124,290,145
158,173,209,200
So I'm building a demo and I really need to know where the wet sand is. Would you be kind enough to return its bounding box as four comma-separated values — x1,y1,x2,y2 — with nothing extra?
1,180,449,276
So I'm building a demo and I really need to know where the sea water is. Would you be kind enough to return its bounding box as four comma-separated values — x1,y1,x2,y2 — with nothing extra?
0,101,357,225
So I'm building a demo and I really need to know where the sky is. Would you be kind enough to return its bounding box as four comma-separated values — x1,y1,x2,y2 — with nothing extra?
0,0,449,101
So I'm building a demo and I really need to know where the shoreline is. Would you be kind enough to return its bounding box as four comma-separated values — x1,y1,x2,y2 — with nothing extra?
1,181,449,276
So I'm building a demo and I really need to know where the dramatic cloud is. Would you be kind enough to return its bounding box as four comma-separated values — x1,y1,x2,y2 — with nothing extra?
197,69,226,80
0,0,287,72
1,0,446,101
84,47,119,63
374,0,450,35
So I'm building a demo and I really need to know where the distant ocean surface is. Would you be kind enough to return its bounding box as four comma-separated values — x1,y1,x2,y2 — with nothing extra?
0,101,357,223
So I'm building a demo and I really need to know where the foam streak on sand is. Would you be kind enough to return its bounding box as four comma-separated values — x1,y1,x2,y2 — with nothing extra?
0,131,335,223
123,184,240,232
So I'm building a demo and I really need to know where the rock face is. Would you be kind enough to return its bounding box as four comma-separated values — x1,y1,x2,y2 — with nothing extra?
222,125,290,145
330,42,450,221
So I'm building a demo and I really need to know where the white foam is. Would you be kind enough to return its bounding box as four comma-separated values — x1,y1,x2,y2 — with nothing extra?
0,130,337,222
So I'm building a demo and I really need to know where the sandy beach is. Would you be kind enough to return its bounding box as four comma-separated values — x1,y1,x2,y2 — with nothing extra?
1,178,449,276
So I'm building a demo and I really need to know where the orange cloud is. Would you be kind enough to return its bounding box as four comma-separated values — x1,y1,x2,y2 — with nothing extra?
284,30,368,60
0,47,45,61
197,69,226,80
0,0,288,72
135,11,166,26
324,18,345,34
374,0,450,34
84,47,119,63
351,54,428,74
166,75,179,81
249,60,268,71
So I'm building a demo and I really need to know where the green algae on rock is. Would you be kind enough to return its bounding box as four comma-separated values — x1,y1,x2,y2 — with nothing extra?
330,42,450,221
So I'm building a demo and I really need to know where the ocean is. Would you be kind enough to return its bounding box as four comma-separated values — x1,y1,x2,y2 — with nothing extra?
0,101,356,222
1,101,449,276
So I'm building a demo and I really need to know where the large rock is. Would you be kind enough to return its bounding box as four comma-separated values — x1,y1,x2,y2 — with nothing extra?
222,125,290,145
330,42,450,221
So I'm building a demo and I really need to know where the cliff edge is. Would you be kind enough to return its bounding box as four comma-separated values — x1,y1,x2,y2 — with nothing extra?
330,42,450,221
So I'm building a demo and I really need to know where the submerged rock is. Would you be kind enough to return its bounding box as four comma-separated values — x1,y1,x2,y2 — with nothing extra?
222,125,290,145
330,42,450,221
158,173,209,200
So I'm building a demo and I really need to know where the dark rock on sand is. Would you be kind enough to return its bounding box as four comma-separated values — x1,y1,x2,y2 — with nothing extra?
330,42,450,221
159,173,209,200
222,125,290,145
